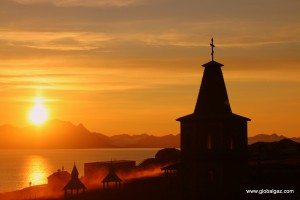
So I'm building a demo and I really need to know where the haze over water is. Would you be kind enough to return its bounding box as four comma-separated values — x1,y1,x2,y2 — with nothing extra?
0,148,159,193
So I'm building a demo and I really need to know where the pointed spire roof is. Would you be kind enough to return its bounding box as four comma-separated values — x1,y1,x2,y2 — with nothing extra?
102,162,122,183
194,39,231,116
177,38,250,122
64,163,87,190
193,60,231,115
71,163,79,179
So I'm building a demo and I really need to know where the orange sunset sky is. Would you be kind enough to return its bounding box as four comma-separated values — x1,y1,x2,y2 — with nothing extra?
0,0,299,137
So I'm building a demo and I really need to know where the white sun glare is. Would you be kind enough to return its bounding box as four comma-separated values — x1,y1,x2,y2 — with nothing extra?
29,97,48,125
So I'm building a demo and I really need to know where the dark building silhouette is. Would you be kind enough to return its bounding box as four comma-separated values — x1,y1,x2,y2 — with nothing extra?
63,164,86,199
84,160,135,179
177,38,250,199
102,162,123,190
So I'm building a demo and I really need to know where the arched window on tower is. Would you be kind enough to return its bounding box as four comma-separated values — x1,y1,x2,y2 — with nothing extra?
207,135,212,150
230,137,234,150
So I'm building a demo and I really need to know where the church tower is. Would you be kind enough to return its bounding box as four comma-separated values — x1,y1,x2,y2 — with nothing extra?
177,39,250,199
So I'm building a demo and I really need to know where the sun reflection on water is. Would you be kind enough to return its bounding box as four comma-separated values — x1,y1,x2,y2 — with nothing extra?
25,155,50,187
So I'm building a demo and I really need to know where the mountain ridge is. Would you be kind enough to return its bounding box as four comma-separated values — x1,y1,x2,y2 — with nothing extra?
0,119,299,148
0,119,179,149
248,133,300,144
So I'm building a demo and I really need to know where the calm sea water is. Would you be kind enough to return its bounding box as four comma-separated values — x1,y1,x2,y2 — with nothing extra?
0,148,159,193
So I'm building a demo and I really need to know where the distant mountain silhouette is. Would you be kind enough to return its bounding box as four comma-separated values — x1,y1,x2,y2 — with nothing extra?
110,134,179,148
0,120,298,149
248,133,300,144
0,120,179,149
0,120,114,149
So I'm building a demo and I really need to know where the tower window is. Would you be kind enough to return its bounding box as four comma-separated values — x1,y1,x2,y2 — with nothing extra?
207,135,212,150
230,137,234,150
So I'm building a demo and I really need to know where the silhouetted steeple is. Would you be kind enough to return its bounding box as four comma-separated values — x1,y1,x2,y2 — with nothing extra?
194,39,231,116
194,60,231,115
71,163,79,179
64,163,86,197
177,38,250,200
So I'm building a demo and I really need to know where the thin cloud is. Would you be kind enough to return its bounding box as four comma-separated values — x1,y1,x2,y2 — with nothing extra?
0,30,113,51
0,73,79,78
12,0,139,7
2,29,298,52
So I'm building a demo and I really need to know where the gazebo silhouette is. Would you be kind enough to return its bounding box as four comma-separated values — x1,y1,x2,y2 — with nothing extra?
63,164,86,199
101,161,123,190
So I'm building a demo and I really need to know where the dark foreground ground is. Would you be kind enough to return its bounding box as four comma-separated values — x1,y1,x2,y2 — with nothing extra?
66,164,300,200
1,160,299,200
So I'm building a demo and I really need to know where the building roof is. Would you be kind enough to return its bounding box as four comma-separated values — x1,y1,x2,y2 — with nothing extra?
85,160,135,165
102,163,122,183
202,60,224,68
194,59,232,115
177,54,250,121
63,178,87,190
63,164,86,190
71,164,79,178
177,112,250,122
47,170,70,180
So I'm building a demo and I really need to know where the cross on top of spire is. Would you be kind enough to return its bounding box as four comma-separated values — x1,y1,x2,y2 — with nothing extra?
210,38,215,61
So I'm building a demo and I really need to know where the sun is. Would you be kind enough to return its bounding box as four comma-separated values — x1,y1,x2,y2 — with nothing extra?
28,97,48,125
